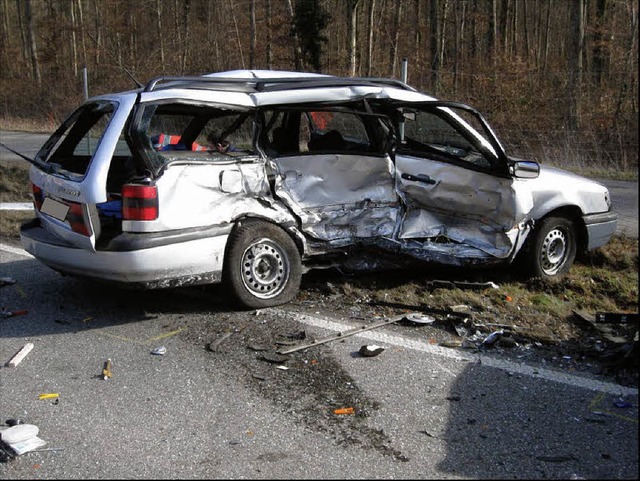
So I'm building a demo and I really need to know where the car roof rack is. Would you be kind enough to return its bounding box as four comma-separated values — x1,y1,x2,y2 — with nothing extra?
143,75,417,94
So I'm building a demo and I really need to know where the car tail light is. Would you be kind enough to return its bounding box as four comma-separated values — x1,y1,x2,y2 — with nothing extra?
122,184,158,221
31,183,43,211
67,202,91,236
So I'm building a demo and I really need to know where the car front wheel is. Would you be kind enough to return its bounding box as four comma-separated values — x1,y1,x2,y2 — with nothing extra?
224,220,302,309
527,216,577,278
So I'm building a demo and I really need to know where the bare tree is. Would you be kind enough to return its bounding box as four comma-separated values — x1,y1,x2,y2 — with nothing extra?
156,0,165,72
265,0,272,69
285,0,303,70
249,0,256,69
567,0,585,130
389,0,403,77
347,0,360,76
24,0,41,85
366,0,375,76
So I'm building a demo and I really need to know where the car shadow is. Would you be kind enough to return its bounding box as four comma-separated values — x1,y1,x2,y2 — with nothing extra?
0,256,243,338
432,361,638,479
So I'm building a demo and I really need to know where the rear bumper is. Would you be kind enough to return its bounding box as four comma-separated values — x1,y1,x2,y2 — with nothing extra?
583,211,619,250
20,220,230,288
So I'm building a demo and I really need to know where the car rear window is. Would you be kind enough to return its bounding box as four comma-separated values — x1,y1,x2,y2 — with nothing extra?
42,101,128,176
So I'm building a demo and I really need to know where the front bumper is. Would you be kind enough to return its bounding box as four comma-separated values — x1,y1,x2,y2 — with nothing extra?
20,220,230,288
583,211,619,250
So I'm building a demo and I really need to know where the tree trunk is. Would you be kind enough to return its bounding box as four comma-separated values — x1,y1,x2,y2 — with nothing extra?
180,0,190,75
229,0,245,70
429,0,440,92
24,0,41,85
70,0,78,76
16,0,28,60
77,0,87,68
592,0,609,86
413,0,421,68
93,0,101,69
249,0,256,69
567,0,585,131
156,0,165,72
285,0,302,71
366,0,375,76
265,0,272,69
389,0,402,77
347,0,359,77
542,0,551,74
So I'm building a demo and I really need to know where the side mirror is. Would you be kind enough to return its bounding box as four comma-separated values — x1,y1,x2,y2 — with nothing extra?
512,160,540,179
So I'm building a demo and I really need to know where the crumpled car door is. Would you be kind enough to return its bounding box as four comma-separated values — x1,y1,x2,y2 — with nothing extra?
273,152,399,242
393,103,534,259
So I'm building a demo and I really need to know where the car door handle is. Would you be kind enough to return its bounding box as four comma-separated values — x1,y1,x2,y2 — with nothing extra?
401,173,437,185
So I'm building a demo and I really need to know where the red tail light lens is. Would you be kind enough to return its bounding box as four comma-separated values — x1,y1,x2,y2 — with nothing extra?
68,202,91,236
31,183,43,211
122,184,158,221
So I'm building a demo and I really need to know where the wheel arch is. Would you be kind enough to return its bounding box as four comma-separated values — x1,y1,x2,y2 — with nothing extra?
534,205,588,254
224,215,305,265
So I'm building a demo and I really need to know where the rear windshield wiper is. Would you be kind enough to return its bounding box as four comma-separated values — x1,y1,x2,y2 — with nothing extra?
0,142,72,178
0,141,39,166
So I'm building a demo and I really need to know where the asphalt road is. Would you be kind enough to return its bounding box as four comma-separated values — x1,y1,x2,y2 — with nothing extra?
0,242,638,479
0,129,638,478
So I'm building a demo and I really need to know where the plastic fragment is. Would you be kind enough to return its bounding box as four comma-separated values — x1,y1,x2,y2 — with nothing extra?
334,407,355,415
358,345,385,357
6,342,34,367
102,358,112,380
38,393,59,400
151,346,167,355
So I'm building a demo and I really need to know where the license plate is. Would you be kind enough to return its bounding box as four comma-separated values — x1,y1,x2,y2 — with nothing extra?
41,197,70,221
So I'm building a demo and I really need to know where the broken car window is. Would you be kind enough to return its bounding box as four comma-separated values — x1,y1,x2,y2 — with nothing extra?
42,101,125,177
399,108,493,170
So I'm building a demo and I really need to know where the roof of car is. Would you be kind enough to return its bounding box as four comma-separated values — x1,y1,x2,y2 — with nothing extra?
91,69,436,106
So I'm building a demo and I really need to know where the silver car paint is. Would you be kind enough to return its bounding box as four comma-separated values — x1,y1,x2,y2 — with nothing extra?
21,70,618,287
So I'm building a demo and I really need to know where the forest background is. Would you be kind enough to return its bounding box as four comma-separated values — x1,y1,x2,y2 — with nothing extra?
0,0,637,177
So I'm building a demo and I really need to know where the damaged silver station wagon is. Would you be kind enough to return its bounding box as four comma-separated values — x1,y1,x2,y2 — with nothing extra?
20,70,618,308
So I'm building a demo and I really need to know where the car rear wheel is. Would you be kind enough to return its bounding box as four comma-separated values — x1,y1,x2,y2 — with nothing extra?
224,220,302,309
527,216,577,278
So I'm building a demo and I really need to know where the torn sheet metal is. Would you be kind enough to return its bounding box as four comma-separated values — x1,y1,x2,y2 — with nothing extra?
395,156,534,258
273,153,398,241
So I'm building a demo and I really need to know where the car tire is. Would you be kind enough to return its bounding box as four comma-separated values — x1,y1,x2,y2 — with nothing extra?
224,220,302,309
526,216,577,278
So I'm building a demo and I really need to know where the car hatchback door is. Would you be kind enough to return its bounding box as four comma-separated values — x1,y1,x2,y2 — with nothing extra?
29,96,136,251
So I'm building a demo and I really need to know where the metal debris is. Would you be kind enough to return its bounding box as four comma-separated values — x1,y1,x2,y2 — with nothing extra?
595,312,638,324
0,277,17,287
427,280,499,290
277,313,409,354
151,346,167,355
482,330,504,347
403,313,436,324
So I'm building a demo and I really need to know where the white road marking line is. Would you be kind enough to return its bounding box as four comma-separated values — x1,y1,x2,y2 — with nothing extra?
274,308,638,397
0,242,32,257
